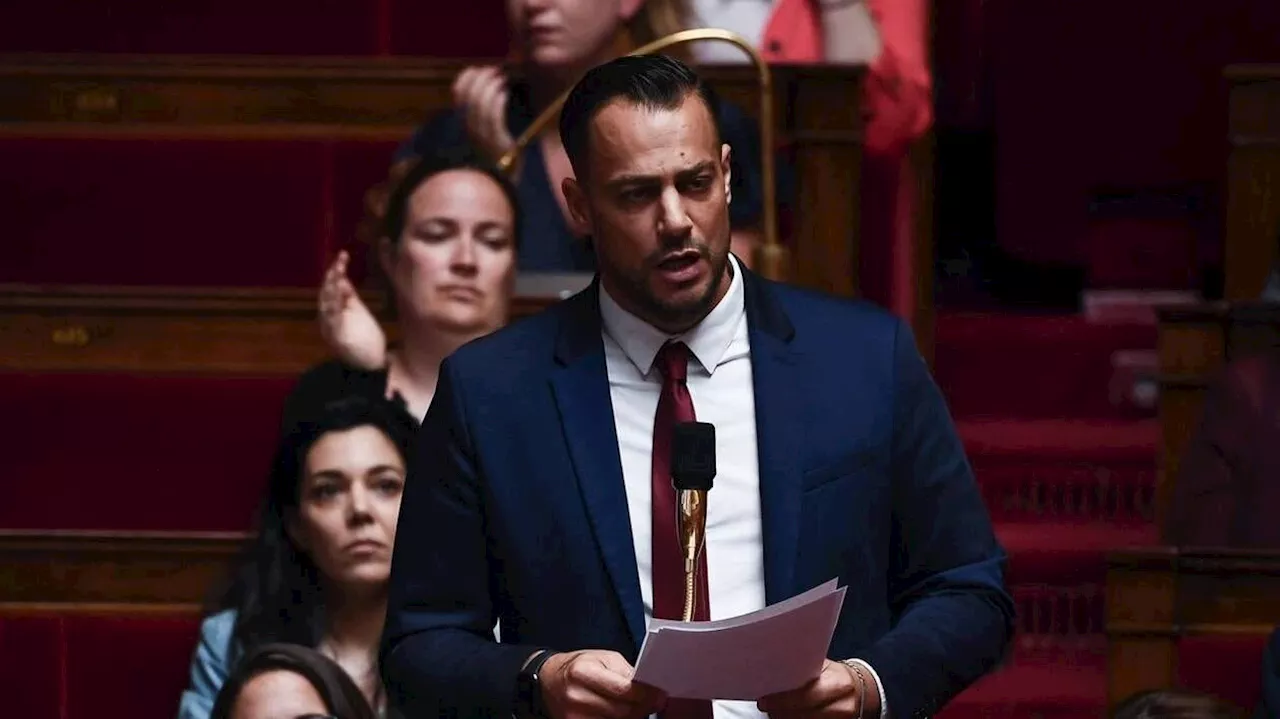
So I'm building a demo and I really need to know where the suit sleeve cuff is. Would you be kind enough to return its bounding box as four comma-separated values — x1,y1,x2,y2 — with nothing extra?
845,659,889,719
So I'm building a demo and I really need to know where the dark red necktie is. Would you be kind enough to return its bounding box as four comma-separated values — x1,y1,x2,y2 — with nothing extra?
651,342,713,719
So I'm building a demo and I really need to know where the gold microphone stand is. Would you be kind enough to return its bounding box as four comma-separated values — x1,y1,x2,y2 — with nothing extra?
496,28,787,283
678,489,708,622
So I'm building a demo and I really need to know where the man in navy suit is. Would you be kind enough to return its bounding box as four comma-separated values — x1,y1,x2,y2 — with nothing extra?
381,54,1013,719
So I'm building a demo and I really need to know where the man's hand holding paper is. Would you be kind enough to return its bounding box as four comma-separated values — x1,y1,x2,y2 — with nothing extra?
631,580,849,702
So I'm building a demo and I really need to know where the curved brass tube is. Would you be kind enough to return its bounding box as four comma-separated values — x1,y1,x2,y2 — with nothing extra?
497,28,785,281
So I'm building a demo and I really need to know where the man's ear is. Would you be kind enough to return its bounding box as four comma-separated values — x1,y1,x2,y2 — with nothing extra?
562,177,592,236
721,143,733,206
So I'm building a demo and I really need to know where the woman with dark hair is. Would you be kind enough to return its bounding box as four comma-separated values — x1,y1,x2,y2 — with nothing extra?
288,147,521,428
208,643,377,719
177,395,417,719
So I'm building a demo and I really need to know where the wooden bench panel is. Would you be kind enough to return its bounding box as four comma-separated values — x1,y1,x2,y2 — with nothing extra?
0,284,557,375
1108,547,1280,709
1226,66,1280,300
0,530,243,614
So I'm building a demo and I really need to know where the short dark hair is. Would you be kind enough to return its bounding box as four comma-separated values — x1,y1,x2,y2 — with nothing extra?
558,54,721,178
382,146,522,249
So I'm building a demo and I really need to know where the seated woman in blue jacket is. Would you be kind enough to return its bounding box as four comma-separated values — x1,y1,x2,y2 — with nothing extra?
177,394,417,719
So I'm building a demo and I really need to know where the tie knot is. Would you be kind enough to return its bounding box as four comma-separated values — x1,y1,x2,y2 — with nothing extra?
655,341,691,383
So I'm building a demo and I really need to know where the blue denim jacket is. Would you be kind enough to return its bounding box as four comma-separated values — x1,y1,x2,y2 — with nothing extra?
176,610,236,719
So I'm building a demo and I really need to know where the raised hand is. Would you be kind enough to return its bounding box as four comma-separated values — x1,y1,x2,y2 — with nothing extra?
453,65,516,167
539,650,666,719
317,251,387,370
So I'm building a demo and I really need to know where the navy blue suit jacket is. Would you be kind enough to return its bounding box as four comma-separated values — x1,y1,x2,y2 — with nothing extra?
381,270,1014,719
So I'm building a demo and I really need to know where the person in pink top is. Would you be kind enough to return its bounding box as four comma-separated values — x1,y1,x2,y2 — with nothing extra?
685,0,932,319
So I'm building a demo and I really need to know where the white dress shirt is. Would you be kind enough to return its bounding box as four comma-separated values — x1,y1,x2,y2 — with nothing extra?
599,256,886,719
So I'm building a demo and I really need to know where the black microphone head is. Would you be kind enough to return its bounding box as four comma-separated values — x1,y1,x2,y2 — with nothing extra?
671,421,715,491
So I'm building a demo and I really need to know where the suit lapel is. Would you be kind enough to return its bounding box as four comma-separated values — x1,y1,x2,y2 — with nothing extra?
549,284,647,649
743,272,804,604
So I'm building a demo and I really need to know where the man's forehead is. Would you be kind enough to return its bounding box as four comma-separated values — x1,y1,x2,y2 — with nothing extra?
586,96,720,177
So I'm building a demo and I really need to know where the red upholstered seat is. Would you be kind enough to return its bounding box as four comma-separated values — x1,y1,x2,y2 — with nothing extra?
330,139,403,285
0,137,398,288
1178,634,1270,711
0,372,294,531
0,615,63,719
0,1,381,55
64,614,201,719
0,1,511,57
2,137,328,287
0,613,202,719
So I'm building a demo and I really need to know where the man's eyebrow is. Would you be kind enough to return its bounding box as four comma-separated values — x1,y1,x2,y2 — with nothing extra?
606,161,718,188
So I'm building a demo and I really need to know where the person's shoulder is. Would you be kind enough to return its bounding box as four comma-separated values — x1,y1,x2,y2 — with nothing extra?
443,292,591,391
763,276,904,339
192,609,238,667
200,609,237,647
450,299,573,368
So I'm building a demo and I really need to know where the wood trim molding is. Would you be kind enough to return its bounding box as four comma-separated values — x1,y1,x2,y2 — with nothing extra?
0,283,557,374
0,530,248,614
1225,66,1280,299
1107,545,1280,708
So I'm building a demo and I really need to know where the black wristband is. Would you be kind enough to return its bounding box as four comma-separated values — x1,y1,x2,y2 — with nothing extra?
515,649,557,719
525,649,557,676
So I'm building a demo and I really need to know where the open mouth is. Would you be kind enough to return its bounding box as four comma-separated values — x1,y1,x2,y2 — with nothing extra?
657,251,700,272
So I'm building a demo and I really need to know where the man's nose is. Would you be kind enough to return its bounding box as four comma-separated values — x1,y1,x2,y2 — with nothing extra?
657,187,693,238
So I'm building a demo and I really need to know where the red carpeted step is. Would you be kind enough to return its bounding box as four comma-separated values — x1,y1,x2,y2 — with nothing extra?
960,419,1158,525
936,312,1157,419
999,521,1157,585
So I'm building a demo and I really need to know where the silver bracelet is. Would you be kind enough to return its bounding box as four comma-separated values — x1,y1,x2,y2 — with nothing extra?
841,660,868,719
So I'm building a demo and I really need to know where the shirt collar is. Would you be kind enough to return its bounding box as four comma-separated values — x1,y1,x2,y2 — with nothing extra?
599,254,746,377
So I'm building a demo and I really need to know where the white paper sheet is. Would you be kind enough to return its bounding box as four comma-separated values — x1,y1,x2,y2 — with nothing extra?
632,579,846,701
